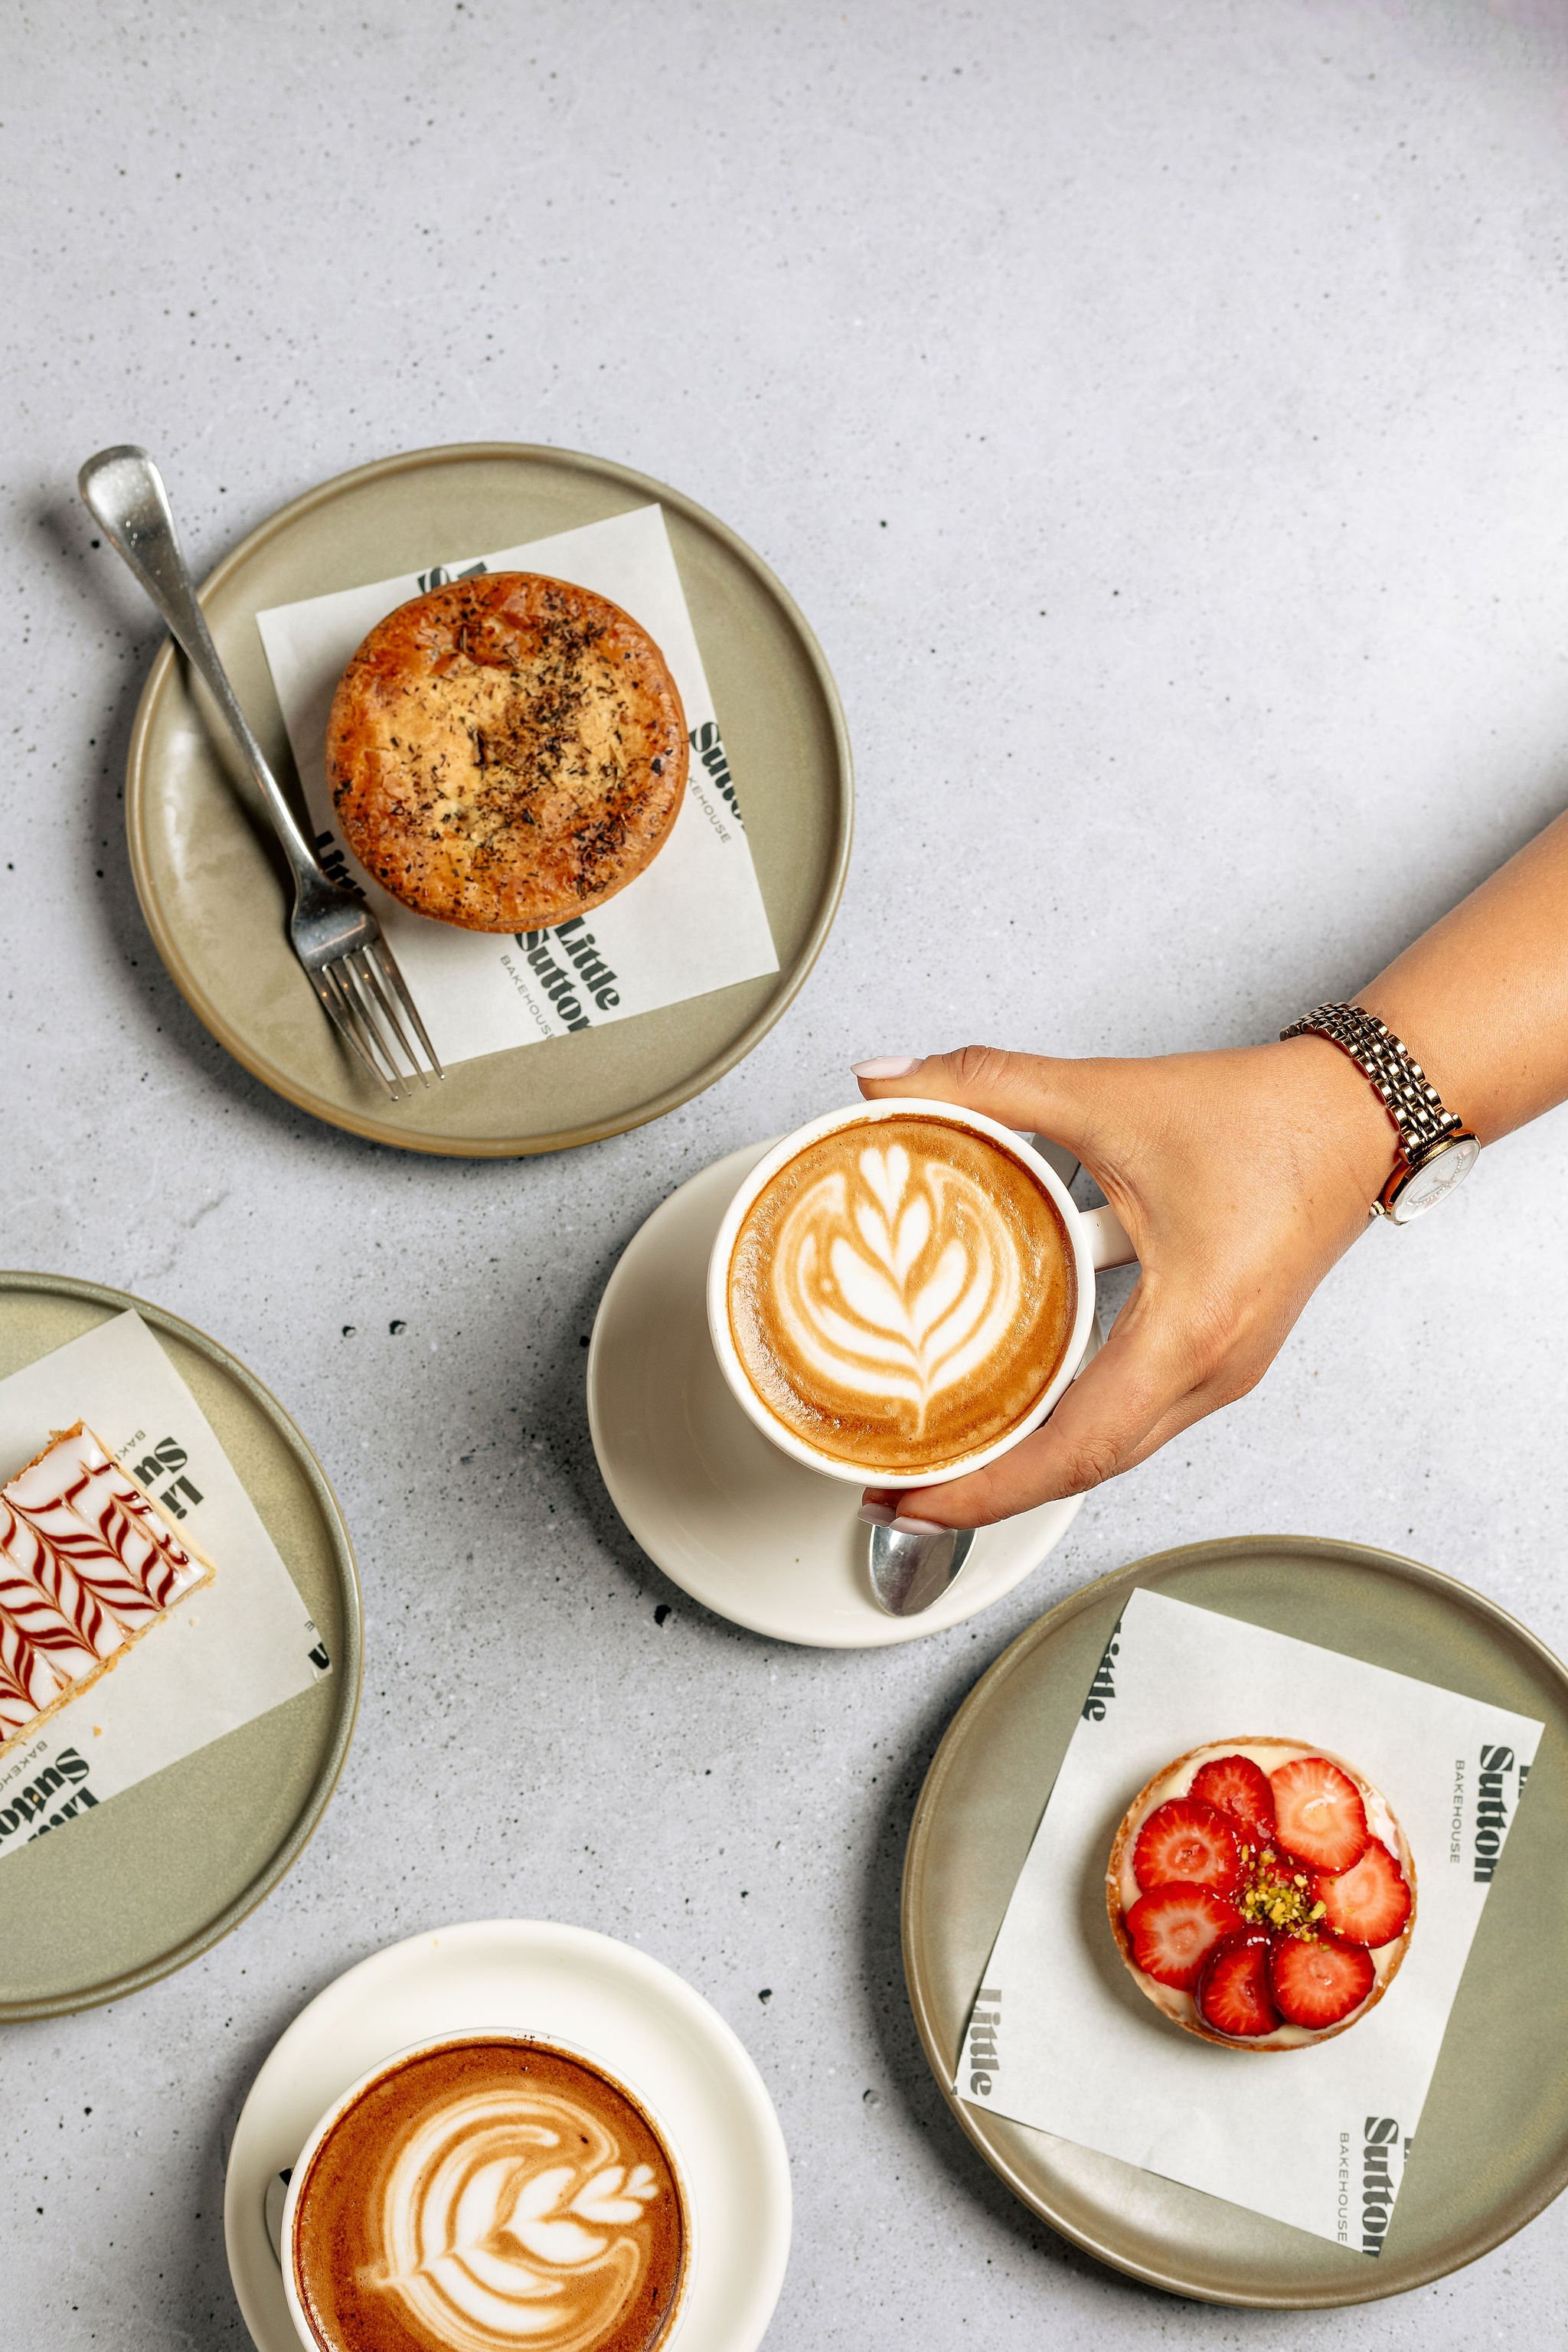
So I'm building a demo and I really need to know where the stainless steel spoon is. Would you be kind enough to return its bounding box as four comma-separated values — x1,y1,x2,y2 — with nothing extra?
864,1135,1083,1619
868,1521,977,1615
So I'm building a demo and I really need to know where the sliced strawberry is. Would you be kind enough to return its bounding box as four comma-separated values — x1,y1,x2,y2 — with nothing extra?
1125,1883,1244,1989
1196,1932,1281,2039
1269,1756,1370,1874
1315,1839,1411,1948
1190,1754,1276,1847
1133,1798,1243,1895
1269,1933,1375,2030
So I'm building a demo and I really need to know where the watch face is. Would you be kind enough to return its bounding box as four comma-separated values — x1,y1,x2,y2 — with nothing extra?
1389,1134,1480,1223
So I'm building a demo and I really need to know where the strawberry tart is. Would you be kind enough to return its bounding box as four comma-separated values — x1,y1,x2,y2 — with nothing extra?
1105,1739,1416,2048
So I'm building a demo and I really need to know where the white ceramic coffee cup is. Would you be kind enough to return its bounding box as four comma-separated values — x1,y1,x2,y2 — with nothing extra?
279,2027,693,2352
706,1097,1137,1490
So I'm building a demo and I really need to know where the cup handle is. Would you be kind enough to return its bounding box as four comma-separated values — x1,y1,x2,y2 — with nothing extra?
1081,1202,1137,1271
1026,1133,1081,1191
265,2167,292,2264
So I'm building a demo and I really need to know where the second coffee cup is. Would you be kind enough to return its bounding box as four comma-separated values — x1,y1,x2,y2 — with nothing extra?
281,2029,691,2352
707,1098,1135,1491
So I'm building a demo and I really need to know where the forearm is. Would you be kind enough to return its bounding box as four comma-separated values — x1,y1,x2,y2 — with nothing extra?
1358,808,1568,1143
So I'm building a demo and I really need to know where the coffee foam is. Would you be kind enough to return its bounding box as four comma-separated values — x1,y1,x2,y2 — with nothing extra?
292,2040,685,2352
727,1116,1075,1475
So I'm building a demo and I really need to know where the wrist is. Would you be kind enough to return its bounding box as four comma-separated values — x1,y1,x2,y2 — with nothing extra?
1280,998,1484,1222
1272,1034,1401,1211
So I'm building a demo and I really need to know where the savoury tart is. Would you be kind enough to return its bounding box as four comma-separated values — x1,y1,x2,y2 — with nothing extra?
326,571,688,932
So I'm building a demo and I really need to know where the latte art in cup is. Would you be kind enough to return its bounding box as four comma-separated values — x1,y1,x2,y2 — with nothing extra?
726,1115,1076,1475
290,2039,687,2352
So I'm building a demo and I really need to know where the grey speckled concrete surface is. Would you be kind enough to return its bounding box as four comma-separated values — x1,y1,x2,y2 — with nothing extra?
4,0,1568,2343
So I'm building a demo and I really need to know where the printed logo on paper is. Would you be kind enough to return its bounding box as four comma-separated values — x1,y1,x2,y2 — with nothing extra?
507,920,624,1034
968,1986,1001,2096
691,720,746,830
1082,1616,1122,1720
124,1432,204,1523
1359,2117,1401,2256
416,558,489,595
1472,1741,1529,1883
0,1746,98,1850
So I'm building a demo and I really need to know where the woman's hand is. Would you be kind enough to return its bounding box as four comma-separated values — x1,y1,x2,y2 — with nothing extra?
852,1038,1401,1530
851,810,1568,1527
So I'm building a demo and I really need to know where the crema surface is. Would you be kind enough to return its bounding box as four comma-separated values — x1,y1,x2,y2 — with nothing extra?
727,1116,1075,1474
292,2040,686,2352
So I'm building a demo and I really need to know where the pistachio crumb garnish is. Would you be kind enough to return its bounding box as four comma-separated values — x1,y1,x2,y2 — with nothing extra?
1237,1845,1325,1939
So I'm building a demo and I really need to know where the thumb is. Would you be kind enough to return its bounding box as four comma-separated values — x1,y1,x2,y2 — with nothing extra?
864,1276,1197,1527
852,1044,1106,1160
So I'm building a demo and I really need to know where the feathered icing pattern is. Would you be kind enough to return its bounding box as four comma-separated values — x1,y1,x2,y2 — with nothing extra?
0,1423,212,1756
93,1471,203,1609
0,1605,67,1727
0,1495,124,1661
6,1432,201,1619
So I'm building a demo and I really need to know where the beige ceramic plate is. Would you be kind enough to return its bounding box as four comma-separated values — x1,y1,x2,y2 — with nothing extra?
902,1536,1568,2306
125,443,853,1155
0,1273,361,2019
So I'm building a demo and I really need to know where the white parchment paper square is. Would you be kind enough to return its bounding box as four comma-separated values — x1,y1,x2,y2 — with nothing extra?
255,504,778,1068
0,1312,325,1864
956,1589,1542,2252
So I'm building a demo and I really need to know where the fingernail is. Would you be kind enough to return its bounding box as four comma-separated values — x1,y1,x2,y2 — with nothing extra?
857,1502,897,1525
891,1514,950,1535
852,1056,922,1080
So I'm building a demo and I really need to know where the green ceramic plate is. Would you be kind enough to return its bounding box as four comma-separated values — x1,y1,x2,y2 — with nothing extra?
124,442,854,1155
902,1536,1568,2307
0,1273,361,2019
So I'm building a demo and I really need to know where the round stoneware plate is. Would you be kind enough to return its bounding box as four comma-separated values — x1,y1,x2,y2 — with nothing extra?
586,1141,1102,1648
224,1919,792,2352
126,442,853,1155
902,1536,1568,2306
0,1272,361,2020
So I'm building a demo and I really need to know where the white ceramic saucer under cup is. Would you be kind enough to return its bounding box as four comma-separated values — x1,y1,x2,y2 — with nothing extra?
224,1919,790,2352
586,1142,1100,1649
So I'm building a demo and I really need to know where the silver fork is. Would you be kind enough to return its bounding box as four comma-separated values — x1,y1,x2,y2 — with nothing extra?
78,445,443,1101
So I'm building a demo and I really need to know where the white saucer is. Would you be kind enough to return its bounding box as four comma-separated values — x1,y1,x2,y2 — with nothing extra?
586,1142,1097,1648
224,1919,791,2352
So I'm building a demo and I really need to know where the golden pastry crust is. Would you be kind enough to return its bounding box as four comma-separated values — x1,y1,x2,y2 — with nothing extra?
1105,1736,1416,2050
326,571,688,933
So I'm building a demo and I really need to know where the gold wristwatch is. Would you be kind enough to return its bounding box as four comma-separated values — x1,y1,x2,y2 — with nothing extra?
1280,1001,1479,1224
